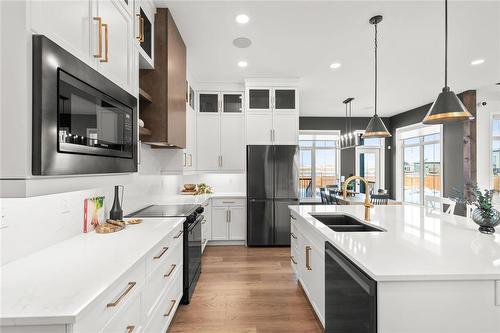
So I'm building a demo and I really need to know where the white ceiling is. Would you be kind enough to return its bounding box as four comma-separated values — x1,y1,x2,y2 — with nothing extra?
158,1,500,117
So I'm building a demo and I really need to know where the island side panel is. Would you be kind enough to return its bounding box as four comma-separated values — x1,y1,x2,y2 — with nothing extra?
378,280,500,333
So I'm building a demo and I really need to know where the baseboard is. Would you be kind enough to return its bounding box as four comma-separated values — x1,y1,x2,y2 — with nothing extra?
206,240,246,246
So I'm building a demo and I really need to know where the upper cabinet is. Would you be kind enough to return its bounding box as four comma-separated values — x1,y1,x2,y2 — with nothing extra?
30,0,134,93
139,8,187,148
135,0,155,69
245,80,299,145
196,91,245,172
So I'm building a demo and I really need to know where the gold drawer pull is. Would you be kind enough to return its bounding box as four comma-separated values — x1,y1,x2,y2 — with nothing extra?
126,325,135,333
290,256,297,265
290,232,297,239
139,16,145,43
100,22,109,63
107,282,136,307
173,230,183,239
153,246,169,260
93,17,103,58
305,246,312,271
135,14,141,40
164,264,177,278
163,300,176,317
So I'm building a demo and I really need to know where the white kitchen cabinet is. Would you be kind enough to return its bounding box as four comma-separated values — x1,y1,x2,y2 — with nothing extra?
134,0,155,69
30,0,95,67
246,112,273,145
273,113,298,144
196,91,245,172
97,0,133,92
228,206,246,240
196,114,220,171
201,200,212,252
211,206,229,240
290,212,326,327
184,104,196,170
211,199,247,242
245,81,299,145
220,115,245,171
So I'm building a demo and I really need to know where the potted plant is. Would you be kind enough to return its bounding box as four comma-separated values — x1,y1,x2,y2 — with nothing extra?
453,183,500,234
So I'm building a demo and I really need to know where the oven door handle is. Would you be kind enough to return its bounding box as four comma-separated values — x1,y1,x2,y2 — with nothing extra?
188,214,204,232
325,246,375,296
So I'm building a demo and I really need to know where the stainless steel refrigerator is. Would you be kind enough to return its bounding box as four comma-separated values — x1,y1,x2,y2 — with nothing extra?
247,145,299,246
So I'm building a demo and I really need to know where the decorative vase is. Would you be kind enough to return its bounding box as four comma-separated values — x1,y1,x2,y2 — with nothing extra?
472,208,500,234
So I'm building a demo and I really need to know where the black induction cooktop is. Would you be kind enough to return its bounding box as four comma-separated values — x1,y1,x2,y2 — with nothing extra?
126,204,199,218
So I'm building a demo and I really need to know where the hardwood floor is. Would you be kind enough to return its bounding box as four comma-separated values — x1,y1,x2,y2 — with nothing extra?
169,246,323,333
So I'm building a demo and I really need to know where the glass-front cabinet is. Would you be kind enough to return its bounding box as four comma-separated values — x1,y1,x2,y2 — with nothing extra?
199,93,220,113
222,93,243,113
248,89,271,111
274,89,296,110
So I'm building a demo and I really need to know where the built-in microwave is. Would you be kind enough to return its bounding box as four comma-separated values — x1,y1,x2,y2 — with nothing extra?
32,35,138,175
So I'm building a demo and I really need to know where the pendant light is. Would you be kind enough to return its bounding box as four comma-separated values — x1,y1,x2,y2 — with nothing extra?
422,0,474,124
341,97,361,149
363,15,391,138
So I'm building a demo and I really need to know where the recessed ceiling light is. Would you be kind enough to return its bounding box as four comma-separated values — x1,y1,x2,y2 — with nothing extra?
238,61,248,68
236,14,249,24
330,62,342,69
233,37,252,48
471,59,485,66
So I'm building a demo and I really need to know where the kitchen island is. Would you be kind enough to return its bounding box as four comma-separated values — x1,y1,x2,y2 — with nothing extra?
289,204,500,332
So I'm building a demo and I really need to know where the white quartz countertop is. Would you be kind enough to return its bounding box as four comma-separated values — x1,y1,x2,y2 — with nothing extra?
0,217,184,326
290,204,500,282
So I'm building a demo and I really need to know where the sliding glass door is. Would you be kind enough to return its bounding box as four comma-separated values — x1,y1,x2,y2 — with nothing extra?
402,134,441,205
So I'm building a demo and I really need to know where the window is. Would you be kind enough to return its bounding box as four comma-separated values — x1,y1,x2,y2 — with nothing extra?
299,132,340,198
401,127,441,205
491,117,500,194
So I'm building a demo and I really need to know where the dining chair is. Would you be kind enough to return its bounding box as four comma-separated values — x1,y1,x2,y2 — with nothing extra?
424,196,456,215
319,188,328,204
370,194,389,205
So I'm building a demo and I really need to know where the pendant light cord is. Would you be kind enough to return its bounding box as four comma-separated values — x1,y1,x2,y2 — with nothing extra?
374,22,378,116
444,0,448,88
349,101,352,134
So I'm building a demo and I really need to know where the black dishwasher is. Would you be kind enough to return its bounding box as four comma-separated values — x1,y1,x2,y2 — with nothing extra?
325,241,377,333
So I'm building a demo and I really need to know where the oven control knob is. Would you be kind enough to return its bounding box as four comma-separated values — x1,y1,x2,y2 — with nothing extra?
195,207,204,214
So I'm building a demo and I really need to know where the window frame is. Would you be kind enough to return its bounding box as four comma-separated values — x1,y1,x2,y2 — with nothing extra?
490,114,500,195
298,130,341,198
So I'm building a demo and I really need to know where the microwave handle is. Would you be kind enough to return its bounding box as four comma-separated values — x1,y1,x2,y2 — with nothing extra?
325,245,375,296
138,140,141,165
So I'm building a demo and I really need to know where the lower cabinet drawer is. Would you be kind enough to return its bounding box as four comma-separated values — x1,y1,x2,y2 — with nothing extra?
101,293,142,333
75,260,145,333
211,198,246,207
146,222,184,277
143,240,183,318
144,265,183,332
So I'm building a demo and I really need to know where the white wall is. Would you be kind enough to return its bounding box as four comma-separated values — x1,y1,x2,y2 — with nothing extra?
476,86,500,190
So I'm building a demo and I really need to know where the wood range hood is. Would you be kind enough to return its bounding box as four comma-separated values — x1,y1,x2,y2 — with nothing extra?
139,8,186,149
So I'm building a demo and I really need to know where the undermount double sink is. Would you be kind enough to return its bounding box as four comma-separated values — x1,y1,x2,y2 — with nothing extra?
310,214,385,232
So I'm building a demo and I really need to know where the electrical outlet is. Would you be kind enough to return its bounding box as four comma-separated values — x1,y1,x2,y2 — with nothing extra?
60,199,70,214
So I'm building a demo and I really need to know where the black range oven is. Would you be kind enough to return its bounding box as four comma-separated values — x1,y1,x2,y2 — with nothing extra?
32,35,137,175
125,204,204,304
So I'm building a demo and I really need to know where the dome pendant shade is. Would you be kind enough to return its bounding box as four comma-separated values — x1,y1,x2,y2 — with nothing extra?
363,114,391,138
422,87,474,124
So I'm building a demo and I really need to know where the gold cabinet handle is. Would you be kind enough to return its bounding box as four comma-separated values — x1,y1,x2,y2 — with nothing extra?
140,17,145,42
163,300,176,317
290,232,297,239
126,325,135,333
100,23,109,63
290,255,297,265
174,230,183,239
107,282,136,307
164,264,177,278
305,246,312,271
135,14,141,40
93,17,103,58
153,246,168,260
